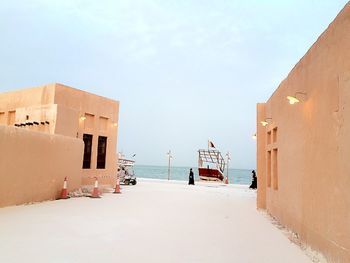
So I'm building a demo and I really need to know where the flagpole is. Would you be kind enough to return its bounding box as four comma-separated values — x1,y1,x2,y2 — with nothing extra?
167,150,172,180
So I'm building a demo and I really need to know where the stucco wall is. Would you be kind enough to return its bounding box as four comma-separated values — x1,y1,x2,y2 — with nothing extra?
256,103,266,209
15,104,58,134
0,85,57,133
257,3,350,262
0,84,55,110
54,104,79,137
54,84,119,186
0,125,83,208
0,83,120,187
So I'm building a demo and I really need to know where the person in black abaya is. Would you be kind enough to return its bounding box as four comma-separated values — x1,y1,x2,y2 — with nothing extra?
188,168,195,185
249,170,257,189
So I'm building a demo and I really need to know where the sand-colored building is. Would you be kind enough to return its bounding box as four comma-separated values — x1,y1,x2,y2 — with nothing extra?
0,83,119,207
256,3,350,262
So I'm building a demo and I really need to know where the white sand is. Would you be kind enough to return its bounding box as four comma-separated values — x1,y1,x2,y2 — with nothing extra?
0,179,313,263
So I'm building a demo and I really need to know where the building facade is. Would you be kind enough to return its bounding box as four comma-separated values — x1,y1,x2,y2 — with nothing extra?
0,125,83,208
0,83,119,186
256,3,350,262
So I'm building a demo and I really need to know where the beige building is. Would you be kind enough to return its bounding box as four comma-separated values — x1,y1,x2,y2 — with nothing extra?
256,3,350,262
0,83,119,207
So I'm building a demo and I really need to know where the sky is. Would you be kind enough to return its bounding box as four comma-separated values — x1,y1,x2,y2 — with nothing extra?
0,0,348,169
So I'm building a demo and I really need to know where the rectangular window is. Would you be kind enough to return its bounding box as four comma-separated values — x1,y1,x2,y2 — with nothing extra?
84,113,94,130
83,134,93,169
273,127,278,143
267,131,271,145
99,116,109,132
8,111,16,125
273,149,278,190
97,136,107,169
0,112,5,125
267,151,271,187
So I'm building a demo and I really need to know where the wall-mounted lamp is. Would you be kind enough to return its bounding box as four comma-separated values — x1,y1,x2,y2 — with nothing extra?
260,118,272,127
113,123,118,127
287,92,307,105
252,133,257,140
80,116,86,121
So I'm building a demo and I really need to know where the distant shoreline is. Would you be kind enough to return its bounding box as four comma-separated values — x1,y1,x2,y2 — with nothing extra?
134,164,253,171
133,165,252,185
136,177,252,188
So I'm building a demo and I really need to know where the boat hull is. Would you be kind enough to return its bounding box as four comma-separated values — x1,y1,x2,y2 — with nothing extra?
198,168,224,181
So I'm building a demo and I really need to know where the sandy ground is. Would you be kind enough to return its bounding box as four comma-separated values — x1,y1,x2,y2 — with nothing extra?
0,179,314,263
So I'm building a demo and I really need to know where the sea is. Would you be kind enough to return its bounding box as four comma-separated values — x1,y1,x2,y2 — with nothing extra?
134,165,253,185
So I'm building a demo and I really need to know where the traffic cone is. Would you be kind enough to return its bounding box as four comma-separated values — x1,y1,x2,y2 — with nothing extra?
225,176,229,185
113,176,121,194
90,177,101,198
59,177,70,199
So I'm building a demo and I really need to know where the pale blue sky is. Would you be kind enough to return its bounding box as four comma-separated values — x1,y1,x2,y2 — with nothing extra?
0,0,348,168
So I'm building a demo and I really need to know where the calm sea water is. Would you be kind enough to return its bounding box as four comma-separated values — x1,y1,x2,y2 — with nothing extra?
134,165,253,185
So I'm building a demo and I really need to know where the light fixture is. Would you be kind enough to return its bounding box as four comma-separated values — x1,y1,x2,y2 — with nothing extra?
287,92,307,105
113,123,118,127
252,133,257,140
80,116,86,121
260,118,272,127
166,150,173,159
287,96,299,105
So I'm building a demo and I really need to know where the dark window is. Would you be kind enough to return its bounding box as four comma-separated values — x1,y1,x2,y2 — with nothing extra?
97,136,107,169
267,151,271,187
273,127,278,143
83,134,93,169
273,148,278,190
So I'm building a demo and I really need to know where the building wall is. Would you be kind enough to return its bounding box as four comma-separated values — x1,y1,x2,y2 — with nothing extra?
257,3,350,262
0,84,55,109
0,83,119,187
54,104,79,137
256,103,266,209
54,84,119,186
0,125,83,208
0,84,56,130
15,104,58,134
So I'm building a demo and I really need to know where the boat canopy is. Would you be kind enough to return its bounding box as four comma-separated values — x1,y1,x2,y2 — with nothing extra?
198,149,225,173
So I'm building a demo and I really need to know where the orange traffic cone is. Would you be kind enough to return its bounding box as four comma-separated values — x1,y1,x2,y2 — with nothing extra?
113,176,121,194
225,176,229,185
59,177,70,199
91,177,101,198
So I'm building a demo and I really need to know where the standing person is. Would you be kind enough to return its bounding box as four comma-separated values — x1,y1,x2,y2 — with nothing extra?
188,168,195,185
249,170,257,189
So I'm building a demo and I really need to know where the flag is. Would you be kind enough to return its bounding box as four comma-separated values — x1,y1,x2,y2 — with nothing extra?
208,140,215,148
